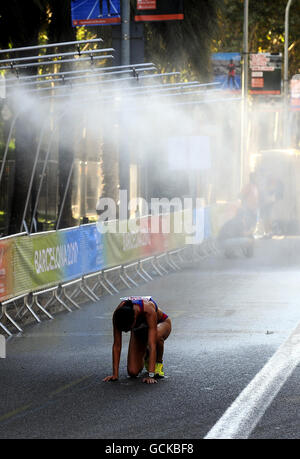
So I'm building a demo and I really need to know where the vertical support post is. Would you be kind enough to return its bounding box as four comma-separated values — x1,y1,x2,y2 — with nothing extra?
243,0,249,102
56,160,74,230
121,0,130,66
119,0,131,216
29,132,55,233
241,0,249,190
0,112,19,189
20,117,49,233
284,0,294,147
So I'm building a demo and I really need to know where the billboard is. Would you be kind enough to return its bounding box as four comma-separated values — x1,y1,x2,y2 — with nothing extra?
0,239,12,302
0,212,196,303
71,0,121,26
167,136,211,171
211,53,241,91
249,53,282,95
290,74,300,110
134,0,184,22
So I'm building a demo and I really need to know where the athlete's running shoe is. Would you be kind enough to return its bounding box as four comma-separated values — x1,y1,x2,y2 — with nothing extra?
155,362,164,378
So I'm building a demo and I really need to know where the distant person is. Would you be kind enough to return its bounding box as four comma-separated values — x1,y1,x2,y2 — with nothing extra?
99,0,111,17
227,59,238,89
217,208,254,258
239,172,259,230
103,296,171,384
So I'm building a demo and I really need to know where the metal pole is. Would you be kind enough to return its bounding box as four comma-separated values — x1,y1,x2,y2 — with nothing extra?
241,0,249,190
4,64,156,89
56,161,74,230
284,0,293,96
0,48,114,66
5,62,156,83
243,0,249,99
0,112,20,188
0,38,103,56
284,0,294,146
20,117,50,233
121,0,130,66
0,54,114,71
119,0,131,217
29,131,56,233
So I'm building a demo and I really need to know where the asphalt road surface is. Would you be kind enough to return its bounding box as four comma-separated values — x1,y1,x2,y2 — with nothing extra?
1,237,300,439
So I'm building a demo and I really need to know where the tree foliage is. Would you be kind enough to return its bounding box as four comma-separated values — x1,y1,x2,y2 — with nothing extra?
141,0,222,81
1,1,300,234
213,0,300,78
0,1,46,48
1,1,300,81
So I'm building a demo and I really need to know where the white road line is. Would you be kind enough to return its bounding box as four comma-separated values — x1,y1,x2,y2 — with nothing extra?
205,321,300,439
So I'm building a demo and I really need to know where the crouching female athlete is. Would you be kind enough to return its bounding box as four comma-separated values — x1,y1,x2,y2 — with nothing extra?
103,296,171,384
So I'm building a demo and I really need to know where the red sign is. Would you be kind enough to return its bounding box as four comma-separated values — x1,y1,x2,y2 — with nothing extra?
73,18,121,26
0,240,12,302
137,0,156,9
135,0,183,22
251,78,264,88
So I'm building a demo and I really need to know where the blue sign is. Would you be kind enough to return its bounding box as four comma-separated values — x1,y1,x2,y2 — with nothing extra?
80,225,106,274
60,226,105,281
61,228,83,281
71,0,121,26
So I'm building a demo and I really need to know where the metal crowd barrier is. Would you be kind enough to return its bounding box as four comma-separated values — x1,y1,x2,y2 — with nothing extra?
0,242,219,337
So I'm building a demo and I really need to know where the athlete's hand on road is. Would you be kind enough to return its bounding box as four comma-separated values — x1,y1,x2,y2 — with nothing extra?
142,376,158,384
103,375,118,382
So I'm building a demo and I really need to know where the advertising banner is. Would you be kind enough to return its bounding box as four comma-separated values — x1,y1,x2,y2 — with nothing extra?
147,212,186,253
0,239,13,302
167,136,211,171
134,0,184,22
290,75,300,110
211,53,241,91
146,215,166,256
0,208,209,303
80,224,106,274
13,236,36,296
249,53,282,95
13,233,65,295
104,217,151,268
14,231,81,296
100,212,187,268
71,0,121,26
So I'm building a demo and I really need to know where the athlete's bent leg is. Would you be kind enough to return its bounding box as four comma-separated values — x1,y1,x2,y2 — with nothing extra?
156,318,171,362
155,318,171,377
127,331,147,377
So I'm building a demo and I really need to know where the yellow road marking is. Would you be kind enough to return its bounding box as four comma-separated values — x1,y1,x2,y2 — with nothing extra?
0,374,93,423
49,374,93,396
0,404,32,422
